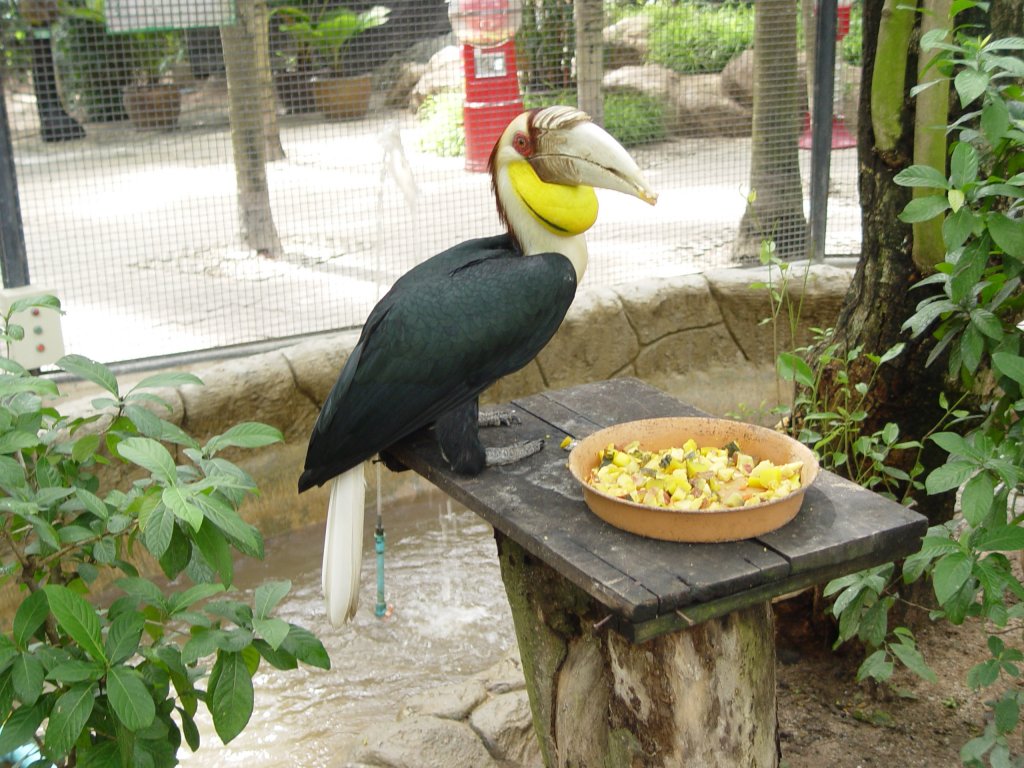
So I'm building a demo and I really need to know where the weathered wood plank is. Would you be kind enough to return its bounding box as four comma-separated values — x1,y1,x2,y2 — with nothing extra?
389,379,929,641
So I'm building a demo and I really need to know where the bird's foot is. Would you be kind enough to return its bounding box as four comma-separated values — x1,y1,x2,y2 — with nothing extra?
485,438,544,466
478,407,520,428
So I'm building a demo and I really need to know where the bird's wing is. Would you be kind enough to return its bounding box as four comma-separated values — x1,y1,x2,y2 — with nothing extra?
300,237,576,488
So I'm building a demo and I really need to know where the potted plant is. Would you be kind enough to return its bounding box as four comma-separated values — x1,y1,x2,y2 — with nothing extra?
276,4,390,119
60,0,183,129
120,29,183,129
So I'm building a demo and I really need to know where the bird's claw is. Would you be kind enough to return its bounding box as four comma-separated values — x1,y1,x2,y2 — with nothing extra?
479,407,521,428
485,438,545,467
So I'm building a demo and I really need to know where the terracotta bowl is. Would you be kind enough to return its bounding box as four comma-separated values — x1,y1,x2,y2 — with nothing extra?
567,417,819,543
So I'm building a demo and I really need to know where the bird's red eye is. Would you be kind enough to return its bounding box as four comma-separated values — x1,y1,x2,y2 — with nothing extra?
512,131,532,157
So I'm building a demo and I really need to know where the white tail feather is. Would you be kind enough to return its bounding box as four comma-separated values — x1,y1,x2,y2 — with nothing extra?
322,467,366,626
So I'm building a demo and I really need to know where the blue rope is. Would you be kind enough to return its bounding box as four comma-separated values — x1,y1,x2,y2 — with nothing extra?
374,524,387,617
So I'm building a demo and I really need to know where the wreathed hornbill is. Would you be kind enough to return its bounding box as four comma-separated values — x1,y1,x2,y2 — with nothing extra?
299,105,657,625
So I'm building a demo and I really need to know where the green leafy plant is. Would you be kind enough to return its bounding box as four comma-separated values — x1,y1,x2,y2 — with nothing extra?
416,92,465,158
644,1,754,75
274,4,389,76
0,296,329,767
821,13,1024,767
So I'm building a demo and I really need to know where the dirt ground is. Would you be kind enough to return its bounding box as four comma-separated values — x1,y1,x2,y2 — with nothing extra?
773,595,1001,768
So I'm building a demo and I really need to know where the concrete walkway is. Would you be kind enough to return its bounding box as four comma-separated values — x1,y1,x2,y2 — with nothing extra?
5,78,861,365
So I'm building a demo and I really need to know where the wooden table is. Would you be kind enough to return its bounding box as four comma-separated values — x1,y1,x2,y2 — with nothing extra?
390,378,928,767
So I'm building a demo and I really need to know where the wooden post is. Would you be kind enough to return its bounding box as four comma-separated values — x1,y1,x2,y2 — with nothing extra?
497,533,779,767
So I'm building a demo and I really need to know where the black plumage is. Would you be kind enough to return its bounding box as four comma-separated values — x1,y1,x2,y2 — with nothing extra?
298,233,577,491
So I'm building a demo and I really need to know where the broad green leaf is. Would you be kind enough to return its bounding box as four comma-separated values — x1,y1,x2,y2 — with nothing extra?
981,96,1010,145
949,142,979,189
993,695,1019,735
43,585,107,665
194,493,263,559
105,611,145,665
209,651,254,744
947,188,965,212
960,471,995,525
993,352,1024,387
926,460,976,495
118,437,177,484
181,628,224,666
0,701,46,755
76,740,120,768
932,551,974,606
252,639,298,671
976,525,1024,552
204,423,284,455
280,625,331,670
942,206,976,251
107,665,155,731
989,213,1024,259
115,576,168,611
8,294,60,317
856,649,893,682
954,68,989,106
167,583,225,615
929,431,975,459
890,640,938,683
75,487,109,520
163,484,204,531
71,433,102,463
131,371,203,391
776,352,814,388
57,354,119,397
193,520,234,586
47,659,104,685
179,705,201,752
899,195,949,223
142,501,175,557
960,322,984,374
254,580,291,620
893,164,950,189
44,682,97,759
253,617,290,651
122,404,164,440
13,588,50,649
11,652,44,705
970,308,1002,340
0,429,41,455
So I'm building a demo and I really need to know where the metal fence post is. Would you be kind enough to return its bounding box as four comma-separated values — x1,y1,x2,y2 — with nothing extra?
0,71,30,288
808,0,839,264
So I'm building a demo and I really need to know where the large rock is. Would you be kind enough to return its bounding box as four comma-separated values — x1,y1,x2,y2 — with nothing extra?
720,47,755,109
603,14,651,69
468,690,540,765
603,64,752,138
348,715,499,768
400,679,487,721
378,33,455,109
705,263,851,365
409,45,463,112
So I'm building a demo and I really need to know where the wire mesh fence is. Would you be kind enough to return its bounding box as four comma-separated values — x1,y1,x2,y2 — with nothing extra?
0,0,862,365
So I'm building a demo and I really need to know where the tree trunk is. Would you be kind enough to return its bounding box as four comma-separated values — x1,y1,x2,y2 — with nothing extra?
809,0,954,521
497,534,779,768
573,0,603,127
734,0,807,262
248,0,285,162
220,0,283,258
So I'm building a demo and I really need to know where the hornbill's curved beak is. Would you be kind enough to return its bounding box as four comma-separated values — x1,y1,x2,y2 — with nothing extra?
527,106,658,206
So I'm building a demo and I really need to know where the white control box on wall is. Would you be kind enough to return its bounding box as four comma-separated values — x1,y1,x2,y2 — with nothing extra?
0,287,65,369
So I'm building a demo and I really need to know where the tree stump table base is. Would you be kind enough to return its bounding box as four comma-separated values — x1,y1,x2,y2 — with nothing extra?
390,379,927,768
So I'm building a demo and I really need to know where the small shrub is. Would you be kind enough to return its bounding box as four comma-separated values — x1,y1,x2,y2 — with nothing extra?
645,1,755,75
525,90,666,147
0,297,329,767
416,91,465,158
603,93,666,147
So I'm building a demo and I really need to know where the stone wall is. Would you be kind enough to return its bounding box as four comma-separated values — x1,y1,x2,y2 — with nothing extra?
80,262,850,542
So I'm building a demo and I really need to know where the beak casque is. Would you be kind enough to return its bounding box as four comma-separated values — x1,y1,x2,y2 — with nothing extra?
528,107,658,206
